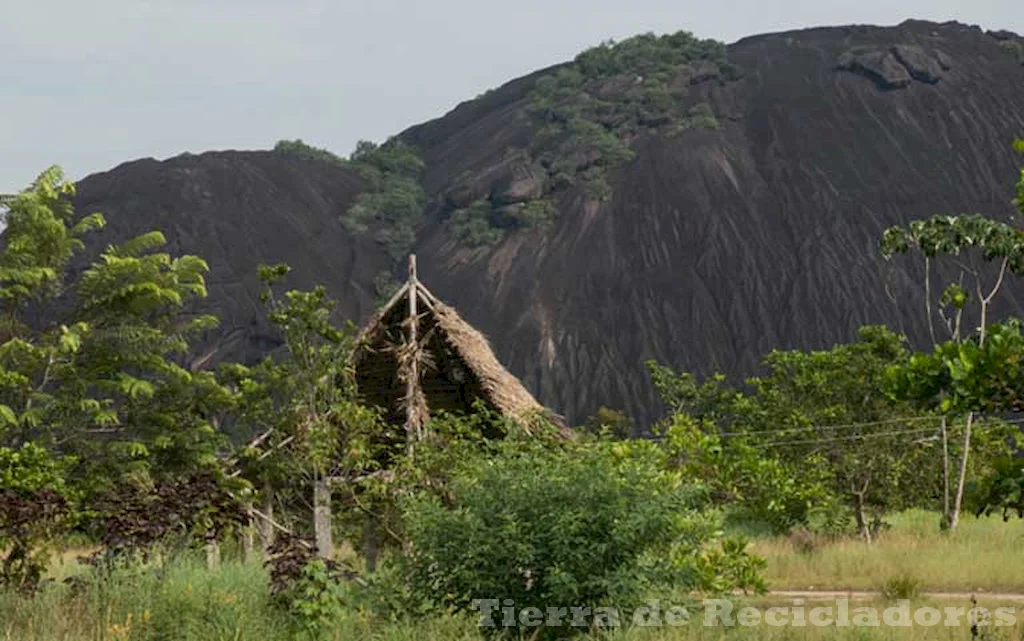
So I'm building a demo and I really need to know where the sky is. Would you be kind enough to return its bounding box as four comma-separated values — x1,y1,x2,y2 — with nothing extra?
1,0,1021,193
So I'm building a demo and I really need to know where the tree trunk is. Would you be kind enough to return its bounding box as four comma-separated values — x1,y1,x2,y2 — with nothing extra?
258,489,276,556
205,540,221,570
941,416,951,529
313,475,333,559
950,412,974,531
242,525,256,564
363,512,379,573
853,491,872,545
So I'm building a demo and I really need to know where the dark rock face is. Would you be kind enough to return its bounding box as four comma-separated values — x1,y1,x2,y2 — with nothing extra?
404,19,1024,426
837,48,914,88
74,152,392,365
837,43,949,88
72,20,1024,427
891,45,944,82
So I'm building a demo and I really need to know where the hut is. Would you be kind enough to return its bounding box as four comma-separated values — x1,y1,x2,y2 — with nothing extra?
353,256,563,443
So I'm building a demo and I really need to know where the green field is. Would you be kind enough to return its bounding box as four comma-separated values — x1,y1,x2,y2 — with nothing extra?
756,510,1024,593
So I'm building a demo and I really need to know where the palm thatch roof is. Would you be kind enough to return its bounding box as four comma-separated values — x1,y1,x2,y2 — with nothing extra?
353,256,563,440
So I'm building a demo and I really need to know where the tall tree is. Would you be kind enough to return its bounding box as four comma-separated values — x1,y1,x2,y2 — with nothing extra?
651,327,944,542
225,265,381,560
0,166,230,495
880,140,1024,530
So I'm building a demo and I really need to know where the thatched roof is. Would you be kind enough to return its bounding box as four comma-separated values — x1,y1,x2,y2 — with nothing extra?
353,260,562,435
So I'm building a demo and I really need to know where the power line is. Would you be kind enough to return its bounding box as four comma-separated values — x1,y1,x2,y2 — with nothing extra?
649,414,1024,446
748,426,939,448
649,414,943,441
716,414,941,439
748,416,1020,449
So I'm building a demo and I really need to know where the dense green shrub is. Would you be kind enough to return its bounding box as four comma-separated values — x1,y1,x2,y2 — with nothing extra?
273,140,347,166
655,414,832,535
0,444,75,592
509,199,559,228
393,439,764,625
583,406,634,440
449,198,559,247
343,139,426,260
574,32,727,78
448,200,505,247
684,103,720,130
971,457,1024,521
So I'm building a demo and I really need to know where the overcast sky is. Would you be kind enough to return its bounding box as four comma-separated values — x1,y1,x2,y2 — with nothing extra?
1,0,1020,192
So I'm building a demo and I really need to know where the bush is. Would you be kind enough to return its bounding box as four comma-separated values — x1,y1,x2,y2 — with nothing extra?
685,103,720,130
881,573,922,601
971,457,1024,521
273,140,346,166
84,471,248,567
449,200,505,247
392,439,764,625
267,536,357,638
504,199,559,229
656,415,833,535
343,139,426,260
0,444,75,593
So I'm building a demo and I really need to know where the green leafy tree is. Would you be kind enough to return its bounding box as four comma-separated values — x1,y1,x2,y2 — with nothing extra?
0,167,230,496
226,264,382,560
655,414,832,535
747,327,945,541
880,140,1024,530
583,406,633,440
650,327,941,541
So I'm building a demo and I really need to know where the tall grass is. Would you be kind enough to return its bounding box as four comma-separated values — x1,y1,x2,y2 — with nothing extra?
754,510,1024,592
0,556,480,641
4,511,1024,641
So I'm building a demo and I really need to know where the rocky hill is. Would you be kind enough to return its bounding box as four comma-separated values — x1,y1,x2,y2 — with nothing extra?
72,20,1024,425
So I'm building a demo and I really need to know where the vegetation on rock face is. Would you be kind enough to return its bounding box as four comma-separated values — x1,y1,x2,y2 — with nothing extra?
343,139,427,261
273,139,347,166
524,31,730,202
274,137,429,265
449,198,558,247
442,31,729,248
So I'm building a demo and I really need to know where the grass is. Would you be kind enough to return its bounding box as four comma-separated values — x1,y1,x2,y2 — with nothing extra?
3,510,1024,640
0,555,486,641
753,510,1024,592
6,575,1023,641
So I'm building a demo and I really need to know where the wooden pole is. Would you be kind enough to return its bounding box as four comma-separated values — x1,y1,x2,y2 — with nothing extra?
405,255,421,448
205,540,221,570
258,488,277,556
242,514,256,564
313,475,333,559
941,415,950,527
